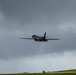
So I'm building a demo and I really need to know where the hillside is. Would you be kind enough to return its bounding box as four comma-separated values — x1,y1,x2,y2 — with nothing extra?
52,69,76,73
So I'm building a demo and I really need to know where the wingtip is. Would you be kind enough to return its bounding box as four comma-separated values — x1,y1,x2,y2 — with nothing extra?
57,38,61,40
19,37,22,39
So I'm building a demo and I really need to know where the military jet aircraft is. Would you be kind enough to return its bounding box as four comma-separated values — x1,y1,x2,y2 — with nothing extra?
19,32,59,42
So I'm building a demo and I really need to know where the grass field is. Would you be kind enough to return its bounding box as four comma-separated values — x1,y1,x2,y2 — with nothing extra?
0,69,76,75
52,69,76,73
0,73,76,75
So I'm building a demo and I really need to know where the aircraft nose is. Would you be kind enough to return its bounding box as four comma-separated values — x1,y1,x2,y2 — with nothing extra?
32,35,35,38
32,35,34,38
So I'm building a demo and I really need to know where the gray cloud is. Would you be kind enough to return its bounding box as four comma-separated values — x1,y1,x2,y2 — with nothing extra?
1,0,76,73
0,0,76,60
0,0,76,24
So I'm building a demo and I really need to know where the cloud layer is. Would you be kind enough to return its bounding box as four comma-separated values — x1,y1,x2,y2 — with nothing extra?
0,0,76,73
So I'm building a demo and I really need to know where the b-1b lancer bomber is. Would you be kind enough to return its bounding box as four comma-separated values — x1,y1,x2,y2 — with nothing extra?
19,32,60,42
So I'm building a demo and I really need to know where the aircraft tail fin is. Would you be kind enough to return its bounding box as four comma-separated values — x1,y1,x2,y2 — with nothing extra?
44,32,46,40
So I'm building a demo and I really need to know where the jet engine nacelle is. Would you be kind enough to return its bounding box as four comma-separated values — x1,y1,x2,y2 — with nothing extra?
44,39,48,42
34,38,39,41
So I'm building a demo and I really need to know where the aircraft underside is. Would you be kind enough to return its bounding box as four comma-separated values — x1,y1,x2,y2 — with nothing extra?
34,38,48,42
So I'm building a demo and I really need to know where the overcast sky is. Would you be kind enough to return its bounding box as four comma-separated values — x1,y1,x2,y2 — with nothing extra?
0,0,76,73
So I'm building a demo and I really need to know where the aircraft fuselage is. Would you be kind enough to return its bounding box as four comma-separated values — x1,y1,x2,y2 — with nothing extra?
32,35,48,42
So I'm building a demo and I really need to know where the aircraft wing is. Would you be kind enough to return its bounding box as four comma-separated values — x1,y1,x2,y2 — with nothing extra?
19,37,33,40
47,38,60,40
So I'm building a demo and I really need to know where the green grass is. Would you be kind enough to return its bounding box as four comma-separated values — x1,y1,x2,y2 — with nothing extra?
53,69,76,72
0,72,76,75
61,69,76,72
0,69,76,75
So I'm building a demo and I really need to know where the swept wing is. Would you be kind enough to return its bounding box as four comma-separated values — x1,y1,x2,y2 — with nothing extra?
46,38,59,40
19,37,33,40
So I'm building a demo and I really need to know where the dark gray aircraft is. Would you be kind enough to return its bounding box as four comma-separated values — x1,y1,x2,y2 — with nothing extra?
19,32,59,42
